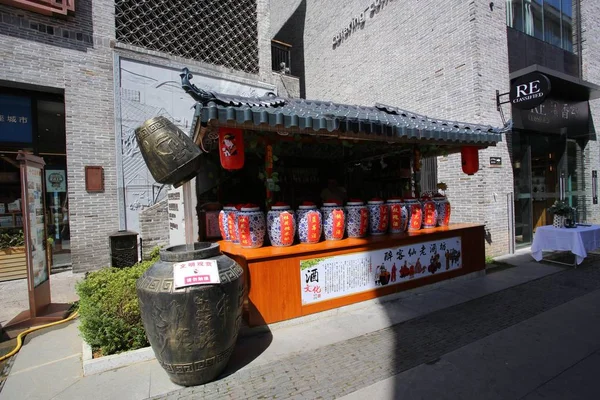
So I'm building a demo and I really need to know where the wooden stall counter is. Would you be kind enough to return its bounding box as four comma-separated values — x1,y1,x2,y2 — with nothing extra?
220,223,485,327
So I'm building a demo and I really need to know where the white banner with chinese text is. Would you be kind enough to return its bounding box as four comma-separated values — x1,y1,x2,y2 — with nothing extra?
300,237,462,305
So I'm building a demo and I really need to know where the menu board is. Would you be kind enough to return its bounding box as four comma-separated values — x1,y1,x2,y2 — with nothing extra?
26,165,48,287
300,237,462,305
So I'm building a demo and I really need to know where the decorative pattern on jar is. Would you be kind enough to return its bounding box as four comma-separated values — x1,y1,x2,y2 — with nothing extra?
267,203,296,247
345,200,369,238
237,205,266,248
367,199,389,235
421,196,438,229
296,202,322,244
405,198,423,232
433,195,451,226
387,198,408,234
321,202,346,240
218,205,235,241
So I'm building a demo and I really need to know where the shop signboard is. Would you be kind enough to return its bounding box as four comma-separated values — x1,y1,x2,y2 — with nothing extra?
512,97,590,136
510,72,551,110
45,169,67,193
0,95,33,143
300,237,462,305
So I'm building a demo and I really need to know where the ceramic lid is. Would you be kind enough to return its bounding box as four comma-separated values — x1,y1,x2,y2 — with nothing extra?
346,201,364,206
298,205,317,210
241,207,261,212
271,205,291,210
387,197,403,203
322,202,342,207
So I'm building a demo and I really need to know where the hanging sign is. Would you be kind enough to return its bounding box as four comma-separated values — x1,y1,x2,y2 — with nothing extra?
173,259,220,289
510,72,551,110
45,170,67,193
0,95,33,143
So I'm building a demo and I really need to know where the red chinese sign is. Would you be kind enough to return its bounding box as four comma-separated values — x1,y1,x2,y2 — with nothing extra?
390,204,402,230
238,215,251,246
359,208,369,236
331,210,345,240
227,212,237,242
279,212,294,246
307,211,321,243
378,205,389,232
423,202,436,227
409,204,422,230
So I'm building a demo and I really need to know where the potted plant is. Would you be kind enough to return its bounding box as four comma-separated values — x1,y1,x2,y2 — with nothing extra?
548,200,573,228
0,228,27,282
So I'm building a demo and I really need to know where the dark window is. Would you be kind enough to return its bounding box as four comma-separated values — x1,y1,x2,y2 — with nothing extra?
506,0,574,52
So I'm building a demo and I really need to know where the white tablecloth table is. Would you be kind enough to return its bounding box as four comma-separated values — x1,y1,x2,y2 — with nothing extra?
531,224,600,265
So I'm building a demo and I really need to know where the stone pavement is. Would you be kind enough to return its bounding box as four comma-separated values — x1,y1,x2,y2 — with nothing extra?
2,250,600,399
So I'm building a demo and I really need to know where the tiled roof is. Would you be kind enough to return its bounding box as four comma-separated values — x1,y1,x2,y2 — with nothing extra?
181,68,503,146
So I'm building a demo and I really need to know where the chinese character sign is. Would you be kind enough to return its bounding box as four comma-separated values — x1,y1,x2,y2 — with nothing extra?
173,259,221,289
300,237,462,304
0,95,33,143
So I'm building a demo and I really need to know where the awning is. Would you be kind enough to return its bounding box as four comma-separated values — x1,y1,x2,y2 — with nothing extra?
181,68,504,147
510,64,600,101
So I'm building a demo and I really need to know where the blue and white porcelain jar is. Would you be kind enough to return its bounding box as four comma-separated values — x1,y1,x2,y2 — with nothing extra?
267,204,296,247
321,202,346,241
367,199,389,235
218,205,235,241
433,195,451,227
345,200,369,238
387,198,408,234
296,203,322,244
237,205,266,248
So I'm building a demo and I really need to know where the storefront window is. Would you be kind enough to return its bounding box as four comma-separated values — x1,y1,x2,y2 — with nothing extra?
506,0,574,52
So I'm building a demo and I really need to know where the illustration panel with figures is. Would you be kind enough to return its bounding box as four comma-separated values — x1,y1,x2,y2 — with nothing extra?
300,237,462,305
26,165,48,288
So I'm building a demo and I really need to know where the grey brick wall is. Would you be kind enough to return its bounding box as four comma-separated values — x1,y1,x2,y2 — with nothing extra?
278,0,512,256
0,0,118,272
139,198,169,260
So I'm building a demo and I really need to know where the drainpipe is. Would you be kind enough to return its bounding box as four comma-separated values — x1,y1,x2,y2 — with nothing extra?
576,0,583,78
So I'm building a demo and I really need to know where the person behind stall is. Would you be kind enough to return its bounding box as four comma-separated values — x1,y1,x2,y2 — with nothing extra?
320,178,347,204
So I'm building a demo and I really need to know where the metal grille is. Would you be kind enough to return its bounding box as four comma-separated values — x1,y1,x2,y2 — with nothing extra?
115,0,259,74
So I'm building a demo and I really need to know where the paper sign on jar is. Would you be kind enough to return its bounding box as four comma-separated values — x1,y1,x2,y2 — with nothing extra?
173,260,220,289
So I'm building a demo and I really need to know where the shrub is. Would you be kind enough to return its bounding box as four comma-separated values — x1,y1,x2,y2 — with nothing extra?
76,254,158,356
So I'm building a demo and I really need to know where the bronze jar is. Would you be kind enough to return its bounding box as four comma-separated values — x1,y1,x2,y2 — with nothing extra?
135,116,202,188
136,243,244,386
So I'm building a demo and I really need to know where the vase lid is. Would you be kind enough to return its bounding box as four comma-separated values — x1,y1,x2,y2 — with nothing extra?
271,205,291,210
368,199,384,204
322,202,342,207
299,205,317,210
346,201,364,206
387,198,403,203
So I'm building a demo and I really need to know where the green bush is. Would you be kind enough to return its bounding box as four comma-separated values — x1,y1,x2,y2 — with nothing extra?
76,254,158,356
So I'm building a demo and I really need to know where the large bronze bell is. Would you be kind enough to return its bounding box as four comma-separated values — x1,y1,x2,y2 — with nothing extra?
135,116,202,188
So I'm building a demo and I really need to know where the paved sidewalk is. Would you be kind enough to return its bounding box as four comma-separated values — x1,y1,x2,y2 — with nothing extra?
0,249,578,400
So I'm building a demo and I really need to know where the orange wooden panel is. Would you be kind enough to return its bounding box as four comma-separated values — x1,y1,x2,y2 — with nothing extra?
222,224,485,326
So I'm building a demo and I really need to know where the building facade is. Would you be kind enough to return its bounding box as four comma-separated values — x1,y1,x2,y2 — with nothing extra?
272,0,600,257
0,0,298,272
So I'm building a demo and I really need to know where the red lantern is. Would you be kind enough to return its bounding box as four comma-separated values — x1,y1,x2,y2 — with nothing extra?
218,127,245,170
461,146,479,175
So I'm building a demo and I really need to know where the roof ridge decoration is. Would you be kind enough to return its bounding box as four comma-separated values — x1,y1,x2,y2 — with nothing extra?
181,68,504,146
180,68,286,107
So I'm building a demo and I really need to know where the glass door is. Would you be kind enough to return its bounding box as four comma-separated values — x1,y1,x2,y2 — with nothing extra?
513,132,568,248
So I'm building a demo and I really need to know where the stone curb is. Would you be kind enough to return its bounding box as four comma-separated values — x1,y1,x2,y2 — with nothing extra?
82,341,156,376
80,269,486,376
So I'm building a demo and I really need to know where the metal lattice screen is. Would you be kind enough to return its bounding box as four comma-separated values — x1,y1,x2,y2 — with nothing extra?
115,0,259,74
